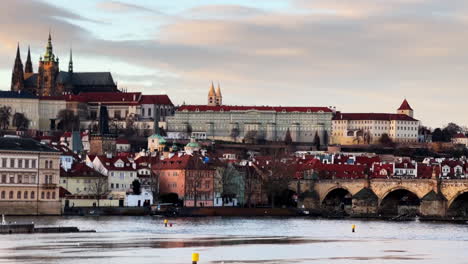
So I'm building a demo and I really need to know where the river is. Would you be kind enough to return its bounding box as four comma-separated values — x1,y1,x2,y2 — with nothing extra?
0,216,467,264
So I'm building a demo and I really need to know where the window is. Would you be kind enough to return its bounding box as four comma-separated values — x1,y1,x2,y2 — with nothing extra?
24,191,28,199
31,160,36,169
18,175,22,183
9,191,13,199
142,108,145,116
30,191,35,199
45,160,49,168
25,159,29,168
10,159,15,168
52,192,56,199
31,176,36,183
1,175,6,183
9,176,14,184
46,192,50,199
41,192,45,199
17,191,21,199
1,158,6,168
111,183,114,189
49,161,53,169
18,159,23,168
148,108,152,117
114,110,121,119
116,183,120,189
1,191,4,199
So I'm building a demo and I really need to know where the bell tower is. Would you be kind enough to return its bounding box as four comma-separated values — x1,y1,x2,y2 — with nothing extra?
208,81,216,106
397,99,414,118
37,32,60,96
215,82,222,106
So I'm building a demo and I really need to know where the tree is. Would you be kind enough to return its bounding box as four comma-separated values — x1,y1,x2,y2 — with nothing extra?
259,152,296,208
89,175,109,208
378,133,394,146
432,128,445,142
284,129,293,145
132,179,142,195
148,167,160,204
243,164,261,208
124,113,137,137
313,132,321,150
230,127,240,142
12,112,29,131
0,106,12,130
244,130,257,144
442,123,461,141
220,164,240,206
185,155,208,207
57,109,80,131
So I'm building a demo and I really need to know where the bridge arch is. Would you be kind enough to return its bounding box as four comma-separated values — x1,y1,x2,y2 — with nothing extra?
321,187,353,215
447,189,468,217
379,187,421,216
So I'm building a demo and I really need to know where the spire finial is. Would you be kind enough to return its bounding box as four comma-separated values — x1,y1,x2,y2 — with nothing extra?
68,48,73,73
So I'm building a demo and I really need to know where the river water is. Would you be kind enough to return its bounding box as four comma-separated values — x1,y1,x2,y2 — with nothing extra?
0,216,467,264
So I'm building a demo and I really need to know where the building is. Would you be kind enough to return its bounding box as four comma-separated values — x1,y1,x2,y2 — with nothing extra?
60,162,107,195
152,154,216,207
166,84,333,143
331,100,420,145
11,34,118,96
0,136,61,215
452,133,468,147
147,134,167,152
91,155,137,193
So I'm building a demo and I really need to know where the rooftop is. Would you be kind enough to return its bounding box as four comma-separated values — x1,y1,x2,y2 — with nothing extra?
0,137,59,152
177,105,333,113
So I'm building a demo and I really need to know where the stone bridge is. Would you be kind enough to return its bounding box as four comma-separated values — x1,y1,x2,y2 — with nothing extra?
292,178,468,218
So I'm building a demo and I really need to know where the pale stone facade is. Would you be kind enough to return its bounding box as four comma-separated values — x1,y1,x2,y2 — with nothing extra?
0,137,61,215
331,100,419,145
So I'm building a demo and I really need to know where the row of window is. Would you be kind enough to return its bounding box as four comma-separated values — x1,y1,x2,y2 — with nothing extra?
1,158,37,169
110,183,127,189
1,174,37,184
0,190,56,200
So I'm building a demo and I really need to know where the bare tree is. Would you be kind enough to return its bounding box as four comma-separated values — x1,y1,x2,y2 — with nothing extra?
258,152,296,208
243,164,261,208
89,175,109,208
0,106,12,130
220,163,240,206
148,168,160,204
230,127,240,142
12,112,29,131
185,155,208,207
57,109,80,131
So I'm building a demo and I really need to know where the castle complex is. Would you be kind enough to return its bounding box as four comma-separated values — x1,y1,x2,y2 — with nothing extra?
11,33,118,96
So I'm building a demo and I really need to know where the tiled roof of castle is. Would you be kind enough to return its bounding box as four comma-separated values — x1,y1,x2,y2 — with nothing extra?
140,95,173,106
177,105,332,113
398,99,413,111
333,112,418,121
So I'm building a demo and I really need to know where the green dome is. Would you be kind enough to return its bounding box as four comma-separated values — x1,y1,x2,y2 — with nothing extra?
186,142,200,148
149,134,166,145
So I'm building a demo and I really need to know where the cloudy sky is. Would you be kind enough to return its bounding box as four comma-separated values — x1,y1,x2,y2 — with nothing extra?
0,0,466,128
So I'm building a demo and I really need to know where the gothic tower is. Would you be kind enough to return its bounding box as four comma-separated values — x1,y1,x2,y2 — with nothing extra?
11,44,24,92
208,81,216,106
37,32,60,96
24,46,33,78
68,48,73,73
397,99,414,118
215,82,222,106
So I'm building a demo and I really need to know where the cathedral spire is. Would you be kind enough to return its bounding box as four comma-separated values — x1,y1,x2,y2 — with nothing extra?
44,31,55,62
68,48,73,73
25,45,33,74
11,43,25,92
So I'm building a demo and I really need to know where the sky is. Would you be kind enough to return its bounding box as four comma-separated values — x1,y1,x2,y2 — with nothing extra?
0,0,466,128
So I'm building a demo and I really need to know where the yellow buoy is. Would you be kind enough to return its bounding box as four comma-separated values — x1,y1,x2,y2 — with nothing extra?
352,224,356,232
192,252,200,263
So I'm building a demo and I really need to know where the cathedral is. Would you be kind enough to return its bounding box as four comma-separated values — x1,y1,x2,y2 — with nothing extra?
11,33,118,96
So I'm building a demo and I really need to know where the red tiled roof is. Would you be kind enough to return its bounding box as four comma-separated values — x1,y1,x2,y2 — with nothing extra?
79,92,141,102
178,105,332,113
97,156,136,171
398,99,413,111
140,95,173,106
333,112,418,121
453,133,467,139
61,162,106,178
116,139,130,144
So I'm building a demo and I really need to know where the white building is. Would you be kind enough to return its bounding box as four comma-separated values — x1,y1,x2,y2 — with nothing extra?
331,100,420,145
